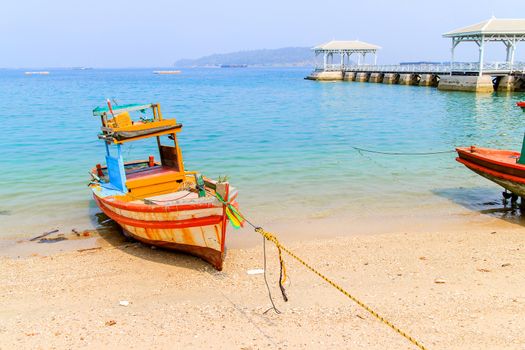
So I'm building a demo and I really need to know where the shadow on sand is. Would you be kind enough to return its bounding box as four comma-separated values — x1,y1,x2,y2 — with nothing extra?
433,186,525,226
91,211,221,272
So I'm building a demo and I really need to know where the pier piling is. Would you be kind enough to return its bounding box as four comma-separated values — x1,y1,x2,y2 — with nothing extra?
418,74,439,87
398,73,419,85
496,75,525,92
355,72,370,82
343,72,356,81
369,72,384,83
437,75,494,92
382,73,399,84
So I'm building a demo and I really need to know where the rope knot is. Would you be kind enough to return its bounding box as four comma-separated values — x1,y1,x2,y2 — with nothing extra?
257,228,278,244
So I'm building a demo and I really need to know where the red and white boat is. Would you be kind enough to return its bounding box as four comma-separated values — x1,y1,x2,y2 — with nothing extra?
456,145,525,197
89,102,242,270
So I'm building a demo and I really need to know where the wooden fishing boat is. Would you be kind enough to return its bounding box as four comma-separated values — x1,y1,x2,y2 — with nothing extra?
89,101,242,270
456,145,525,197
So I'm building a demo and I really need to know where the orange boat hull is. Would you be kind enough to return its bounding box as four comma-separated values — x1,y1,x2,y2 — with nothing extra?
456,146,525,196
93,190,235,270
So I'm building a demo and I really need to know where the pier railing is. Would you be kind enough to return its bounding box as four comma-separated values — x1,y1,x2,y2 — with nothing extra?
315,64,450,73
316,62,525,75
347,64,450,74
450,62,525,74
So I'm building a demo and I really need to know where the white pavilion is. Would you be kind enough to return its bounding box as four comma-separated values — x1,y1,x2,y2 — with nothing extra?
443,17,525,76
312,40,381,70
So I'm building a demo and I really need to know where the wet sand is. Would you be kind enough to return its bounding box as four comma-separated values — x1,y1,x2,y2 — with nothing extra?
1,210,524,349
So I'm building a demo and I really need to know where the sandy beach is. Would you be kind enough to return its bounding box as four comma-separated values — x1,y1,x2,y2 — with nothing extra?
1,211,524,350
4,1,525,349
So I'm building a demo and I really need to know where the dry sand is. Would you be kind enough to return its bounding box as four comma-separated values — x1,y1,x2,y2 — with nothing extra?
1,214,524,349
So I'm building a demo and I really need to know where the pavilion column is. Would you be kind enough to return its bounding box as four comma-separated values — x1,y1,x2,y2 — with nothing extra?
478,36,485,76
505,39,516,71
374,53,377,65
323,53,327,70
340,52,344,69
450,43,454,75
450,38,458,75
510,42,516,68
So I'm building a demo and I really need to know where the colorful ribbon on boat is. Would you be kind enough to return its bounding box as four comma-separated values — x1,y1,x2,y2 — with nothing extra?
215,193,245,229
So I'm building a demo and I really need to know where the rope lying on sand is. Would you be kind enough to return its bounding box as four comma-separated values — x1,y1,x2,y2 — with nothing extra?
217,194,428,350
254,227,428,350
353,146,455,156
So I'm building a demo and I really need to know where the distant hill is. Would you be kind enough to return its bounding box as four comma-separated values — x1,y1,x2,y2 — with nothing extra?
175,47,315,67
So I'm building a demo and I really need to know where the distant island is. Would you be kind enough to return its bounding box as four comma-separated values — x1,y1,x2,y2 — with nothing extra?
175,47,315,67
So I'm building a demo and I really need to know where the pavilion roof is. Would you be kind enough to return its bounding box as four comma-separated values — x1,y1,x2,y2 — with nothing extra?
313,40,380,51
443,17,525,37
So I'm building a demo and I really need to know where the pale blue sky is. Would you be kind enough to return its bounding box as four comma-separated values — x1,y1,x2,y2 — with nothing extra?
1,0,524,67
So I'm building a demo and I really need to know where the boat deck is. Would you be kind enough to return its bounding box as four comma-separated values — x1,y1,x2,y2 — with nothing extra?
126,166,180,180
144,191,198,202
129,190,220,206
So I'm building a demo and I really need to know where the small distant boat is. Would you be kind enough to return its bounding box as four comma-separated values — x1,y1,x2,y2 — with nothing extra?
24,71,49,75
456,145,525,197
220,64,247,68
153,70,182,75
516,101,525,110
89,101,241,270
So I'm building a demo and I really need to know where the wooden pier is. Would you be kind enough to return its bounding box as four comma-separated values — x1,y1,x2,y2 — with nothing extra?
307,18,525,92
306,62,525,92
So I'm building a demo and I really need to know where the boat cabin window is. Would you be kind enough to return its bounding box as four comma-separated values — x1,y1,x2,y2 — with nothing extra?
158,135,182,172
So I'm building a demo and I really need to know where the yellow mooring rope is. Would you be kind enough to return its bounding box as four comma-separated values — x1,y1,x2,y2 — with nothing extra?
254,226,428,350
218,193,428,349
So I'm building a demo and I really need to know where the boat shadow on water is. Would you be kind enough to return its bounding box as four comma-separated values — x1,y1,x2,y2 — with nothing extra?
91,211,221,272
433,186,525,226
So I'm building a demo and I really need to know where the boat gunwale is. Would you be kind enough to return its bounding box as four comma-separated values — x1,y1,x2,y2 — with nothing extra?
456,157,525,185
95,196,224,228
94,191,237,213
456,147,523,171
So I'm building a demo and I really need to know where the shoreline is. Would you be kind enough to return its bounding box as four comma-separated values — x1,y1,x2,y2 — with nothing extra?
2,198,522,256
1,208,524,348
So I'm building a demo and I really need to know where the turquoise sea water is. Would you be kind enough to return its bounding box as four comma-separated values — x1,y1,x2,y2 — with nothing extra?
1,67,525,237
